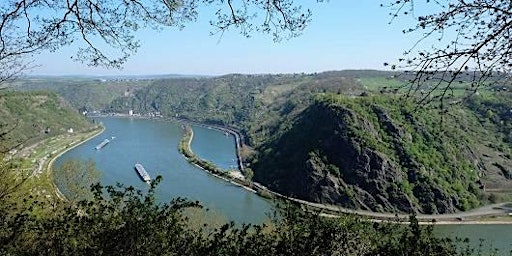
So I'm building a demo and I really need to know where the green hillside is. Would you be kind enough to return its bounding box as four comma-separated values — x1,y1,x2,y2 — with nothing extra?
107,72,364,145
251,94,512,213
8,77,151,111
0,91,94,152
103,71,512,213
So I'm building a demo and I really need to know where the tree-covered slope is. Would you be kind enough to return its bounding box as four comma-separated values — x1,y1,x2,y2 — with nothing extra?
0,91,94,152
9,76,151,111
252,94,512,214
107,72,364,145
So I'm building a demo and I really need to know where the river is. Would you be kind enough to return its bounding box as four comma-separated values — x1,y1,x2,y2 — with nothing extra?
54,117,273,224
435,225,511,254
53,117,511,253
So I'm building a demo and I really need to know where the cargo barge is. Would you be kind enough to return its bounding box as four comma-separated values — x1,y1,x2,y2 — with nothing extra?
134,163,151,184
95,138,110,150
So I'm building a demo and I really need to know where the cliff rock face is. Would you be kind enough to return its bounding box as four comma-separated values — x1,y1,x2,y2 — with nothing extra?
253,98,476,214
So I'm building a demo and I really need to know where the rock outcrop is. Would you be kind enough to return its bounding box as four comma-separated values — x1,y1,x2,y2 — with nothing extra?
253,97,479,214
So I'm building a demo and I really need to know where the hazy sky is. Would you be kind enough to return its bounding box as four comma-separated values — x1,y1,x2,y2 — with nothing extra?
31,1,421,76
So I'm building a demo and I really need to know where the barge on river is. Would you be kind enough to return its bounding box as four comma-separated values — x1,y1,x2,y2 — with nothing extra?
134,163,151,184
95,138,110,150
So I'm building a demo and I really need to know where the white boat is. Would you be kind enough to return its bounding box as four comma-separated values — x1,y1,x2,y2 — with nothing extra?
95,139,110,150
134,163,151,184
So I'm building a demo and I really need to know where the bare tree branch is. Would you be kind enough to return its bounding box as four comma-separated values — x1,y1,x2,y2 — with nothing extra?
0,0,319,80
386,0,512,106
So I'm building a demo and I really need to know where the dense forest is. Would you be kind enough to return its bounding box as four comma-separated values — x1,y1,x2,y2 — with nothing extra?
0,178,483,255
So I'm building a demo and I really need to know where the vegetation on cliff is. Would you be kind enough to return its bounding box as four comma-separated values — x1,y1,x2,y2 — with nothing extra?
252,95,500,213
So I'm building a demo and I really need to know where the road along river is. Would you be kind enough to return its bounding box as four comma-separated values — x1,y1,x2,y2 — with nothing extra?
53,117,273,224
52,117,512,253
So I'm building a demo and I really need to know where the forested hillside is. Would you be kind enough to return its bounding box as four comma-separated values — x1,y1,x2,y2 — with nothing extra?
8,76,151,111
104,70,512,213
252,94,512,213
0,91,94,152
107,71,367,145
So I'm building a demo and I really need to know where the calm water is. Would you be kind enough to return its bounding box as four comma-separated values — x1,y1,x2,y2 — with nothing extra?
54,117,512,251
54,117,273,224
435,225,512,255
191,127,238,170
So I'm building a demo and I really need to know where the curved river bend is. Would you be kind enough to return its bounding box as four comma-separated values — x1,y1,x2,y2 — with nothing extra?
54,117,512,253
54,117,272,224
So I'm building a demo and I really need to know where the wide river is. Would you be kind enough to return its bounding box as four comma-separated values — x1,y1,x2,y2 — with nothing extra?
54,117,273,224
54,117,511,253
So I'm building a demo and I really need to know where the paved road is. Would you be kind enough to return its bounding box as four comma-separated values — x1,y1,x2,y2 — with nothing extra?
252,182,511,222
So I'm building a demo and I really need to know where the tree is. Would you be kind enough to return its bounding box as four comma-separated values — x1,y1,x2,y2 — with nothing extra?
386,0,512,106
0,0,320,81
54,159,100,202
0,180,467,255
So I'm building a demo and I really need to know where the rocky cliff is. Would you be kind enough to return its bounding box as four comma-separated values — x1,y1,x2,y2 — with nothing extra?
252,95,501,214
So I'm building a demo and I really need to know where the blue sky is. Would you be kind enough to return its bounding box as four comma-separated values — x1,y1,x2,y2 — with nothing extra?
31,1,421,76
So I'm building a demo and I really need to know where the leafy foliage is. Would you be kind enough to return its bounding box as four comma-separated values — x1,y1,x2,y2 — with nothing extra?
0,178,488,255
0,0,316,78
54,159,100,202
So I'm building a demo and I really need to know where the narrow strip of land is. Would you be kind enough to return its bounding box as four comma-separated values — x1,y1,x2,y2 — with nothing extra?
173,123,512,224
12,126,104,202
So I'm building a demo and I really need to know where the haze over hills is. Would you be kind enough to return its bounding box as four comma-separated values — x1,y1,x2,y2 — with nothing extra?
10,70,512,213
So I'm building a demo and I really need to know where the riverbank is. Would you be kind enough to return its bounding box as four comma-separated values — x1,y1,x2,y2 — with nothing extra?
178,124,256,193
12,126,105,203
94,114,512,224
45,126,105,201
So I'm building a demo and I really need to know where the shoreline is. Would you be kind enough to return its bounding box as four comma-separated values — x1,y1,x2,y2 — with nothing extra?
46,126,105,201
87,114,512,224
178,124,257,194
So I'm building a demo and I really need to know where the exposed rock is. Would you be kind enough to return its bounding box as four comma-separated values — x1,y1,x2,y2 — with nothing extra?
493,162,512,179
254,101,422,213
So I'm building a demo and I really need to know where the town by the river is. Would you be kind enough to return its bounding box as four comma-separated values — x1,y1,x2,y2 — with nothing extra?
53,117,512,254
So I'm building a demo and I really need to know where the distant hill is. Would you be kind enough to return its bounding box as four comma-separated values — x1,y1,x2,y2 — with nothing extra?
0,91,95,152
7,76,152,111
11,70,512,213
107,72,365,145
